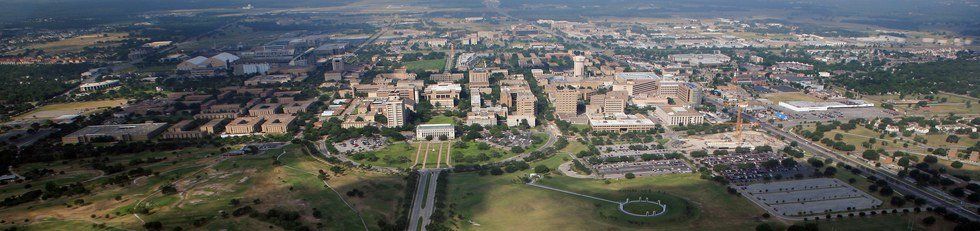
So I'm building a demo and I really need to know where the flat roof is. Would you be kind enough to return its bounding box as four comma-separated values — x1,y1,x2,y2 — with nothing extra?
67,123,168,136
589,114,657,126
615,72,662,80
418,124,453,129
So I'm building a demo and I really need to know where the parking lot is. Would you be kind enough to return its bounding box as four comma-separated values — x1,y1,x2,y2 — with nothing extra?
595,159,693,178
739,178,882,217
769,107,894,126
479,130,535,148
693,152,809,184
333,136,388,154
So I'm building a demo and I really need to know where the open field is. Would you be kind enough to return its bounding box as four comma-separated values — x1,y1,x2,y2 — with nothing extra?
0,144,404,230
445,168,763,230
16,33,129,55
426,115,456,124
14,99,128,120
175,26,281,51
404,59,445,72
861,93,980,117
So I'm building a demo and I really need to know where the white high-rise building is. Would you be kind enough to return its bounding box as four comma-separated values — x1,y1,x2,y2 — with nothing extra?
573,56,586,77
384,97,406,128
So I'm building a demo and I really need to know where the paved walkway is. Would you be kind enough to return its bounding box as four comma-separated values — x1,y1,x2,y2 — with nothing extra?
526,179,667,217
557,161,593,179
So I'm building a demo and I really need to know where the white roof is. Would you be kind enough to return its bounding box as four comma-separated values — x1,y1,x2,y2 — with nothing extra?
615,72,661,80
418,124,453,129
427,83,462,92
184,56,208,65
210,52,240,62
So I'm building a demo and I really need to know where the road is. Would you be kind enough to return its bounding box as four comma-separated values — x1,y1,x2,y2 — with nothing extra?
754,117,980,221
407,170,441,231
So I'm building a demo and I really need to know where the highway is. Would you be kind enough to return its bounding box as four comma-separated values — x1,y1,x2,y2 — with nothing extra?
753,116,980,221
407,170,441,231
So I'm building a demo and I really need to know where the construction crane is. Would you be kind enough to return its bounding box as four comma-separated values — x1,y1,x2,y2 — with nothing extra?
724,63,751,147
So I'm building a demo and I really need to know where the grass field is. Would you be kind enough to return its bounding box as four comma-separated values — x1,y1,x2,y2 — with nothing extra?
355,141,418,169
0,144,404,231
175,26,280,51
426,115,456,124
354,139,518,169
445,169,764,230
15,99,128,120
16,33,129,55
861,93,980,117
404,59,445,72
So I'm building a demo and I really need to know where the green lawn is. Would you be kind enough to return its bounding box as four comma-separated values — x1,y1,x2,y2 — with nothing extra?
445,171,763,230
404,59,445,72
426,115,456,124
353,141,418,169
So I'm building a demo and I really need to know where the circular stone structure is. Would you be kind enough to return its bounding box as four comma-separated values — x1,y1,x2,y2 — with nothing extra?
619,200,668,217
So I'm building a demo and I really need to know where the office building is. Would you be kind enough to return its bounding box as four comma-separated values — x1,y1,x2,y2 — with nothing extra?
416,124,455,140
586,91,628,115
384,97,406,127
424,83,462,108
654,106,705,126
551,89,580,115
62,123,168,144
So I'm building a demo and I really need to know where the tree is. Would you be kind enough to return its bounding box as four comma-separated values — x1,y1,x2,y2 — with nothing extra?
946,135,960,143
143,221,164,231
952,161,964,169
781,158,798,168
898,157,911,167
534,165,550,174
861,150,880,161
438,135,448,141
425,135,433,141
924,155,939,164
755,223,775,231
624,173,636,179
160,184,178,195
374,114,388,125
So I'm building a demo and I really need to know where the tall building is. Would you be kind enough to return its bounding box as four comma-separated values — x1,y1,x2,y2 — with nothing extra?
587,91,628,115
573,56,586,77
384,97,406,127
331,57,344,72
551,89,579,115
514,93,536,115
